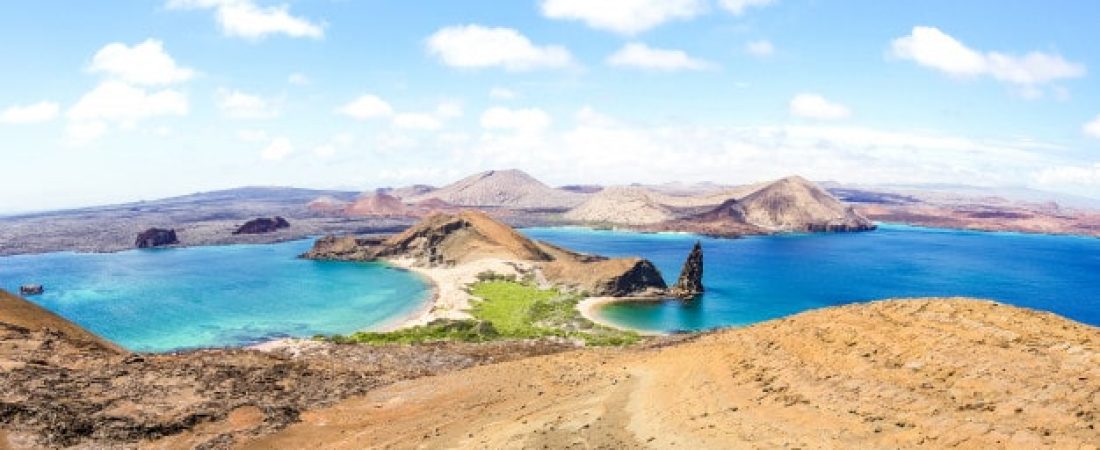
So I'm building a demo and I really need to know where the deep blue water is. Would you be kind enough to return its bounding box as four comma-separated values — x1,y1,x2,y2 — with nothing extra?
522,224,1100,332
0,239,430,352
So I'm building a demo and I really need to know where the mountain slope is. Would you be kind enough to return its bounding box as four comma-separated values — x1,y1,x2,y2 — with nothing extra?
407,169,588,209
345,191,408,217
0,290,124,354
564,186,677,225
737,176,874,231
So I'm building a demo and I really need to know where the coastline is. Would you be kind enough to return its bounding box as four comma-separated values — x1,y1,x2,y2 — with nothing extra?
576,296,667,336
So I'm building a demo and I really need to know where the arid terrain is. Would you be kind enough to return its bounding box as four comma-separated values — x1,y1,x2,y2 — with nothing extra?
2,170,1097,258
247,299,1099,449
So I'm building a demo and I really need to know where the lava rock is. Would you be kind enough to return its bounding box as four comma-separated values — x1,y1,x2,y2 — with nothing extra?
135,228,179,248
233,217,291,235
668,241,704,300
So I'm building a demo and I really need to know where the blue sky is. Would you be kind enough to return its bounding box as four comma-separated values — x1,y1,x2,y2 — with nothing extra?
1,0,1099,212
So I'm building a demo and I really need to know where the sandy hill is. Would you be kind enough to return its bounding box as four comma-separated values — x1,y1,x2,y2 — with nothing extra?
564,186,678,225
244,298,1100,449
345,191,409,217
306,195,351,215
0,290,124,355
376,210,552,264
407,169,588,210
384,184,436,200
738,176,874,231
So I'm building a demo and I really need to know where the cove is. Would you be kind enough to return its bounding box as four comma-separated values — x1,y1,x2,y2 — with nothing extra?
0,239,430,352
522,224,1100,332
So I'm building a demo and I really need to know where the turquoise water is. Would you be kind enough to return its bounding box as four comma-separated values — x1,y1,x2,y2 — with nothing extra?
0,240,430,352
522,224,1100,332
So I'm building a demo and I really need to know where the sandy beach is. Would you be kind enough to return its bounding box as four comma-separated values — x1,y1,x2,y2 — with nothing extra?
576,296,667,336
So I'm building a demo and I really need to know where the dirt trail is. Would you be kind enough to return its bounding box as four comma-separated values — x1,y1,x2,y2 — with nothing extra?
245,298,1100,449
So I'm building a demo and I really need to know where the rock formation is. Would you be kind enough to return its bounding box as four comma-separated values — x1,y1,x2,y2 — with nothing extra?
303,210,668,297
406,169,588,210
668,241,703,299
19,284,44,296
135,228,179,248
306,195,351,215
564,186,678,225
233,217,291,235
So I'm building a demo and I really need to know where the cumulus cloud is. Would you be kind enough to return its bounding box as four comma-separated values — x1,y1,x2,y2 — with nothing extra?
480,106,552,133
89,39,195,85
891,26,1085,98
539,0,705,35
218,89,278,119
720,0,777,16
426,25,573,71
789,94,851,120
167,0,323,40
64,81,188,144
745,39,774,57
260,136,293,161
236,129,269,142
435,101,463,119
0,101,59,125
338,94,393,120
606,43,711,71
1085,115,1100,139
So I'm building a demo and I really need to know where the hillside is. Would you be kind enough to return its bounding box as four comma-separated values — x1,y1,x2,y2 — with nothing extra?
244,298,1100,449
737,176,875,231
0,290,124,355
564,186,677,225
303,210,669,297
345,191,409,217
407,169,588,210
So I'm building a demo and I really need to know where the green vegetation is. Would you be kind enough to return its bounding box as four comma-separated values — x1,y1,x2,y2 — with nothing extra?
325,278,640,346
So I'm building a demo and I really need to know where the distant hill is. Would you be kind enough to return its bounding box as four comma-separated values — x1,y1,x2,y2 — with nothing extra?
564,186,677,225
407,169,588,210
569,176,875,235
737,176,875,232
345,191,409,217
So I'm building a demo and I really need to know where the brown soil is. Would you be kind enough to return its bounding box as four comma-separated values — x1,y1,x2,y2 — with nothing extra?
859,204,1100,238
246,298,1100,449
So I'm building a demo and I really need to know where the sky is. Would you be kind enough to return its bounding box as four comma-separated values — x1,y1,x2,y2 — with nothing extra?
1,0,1099,212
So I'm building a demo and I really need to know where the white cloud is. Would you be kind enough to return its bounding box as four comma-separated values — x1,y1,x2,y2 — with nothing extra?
65,81,188,144
891,26,1085,96
480,106,552,133
489,87,518,100
720,0,777,16
426,25,573,71
89,39,195,86
606,42,711,71
393,113,443,131
338,94,393,120
312,144,336,158
1034,163,1100,188
236,129,269,142
745,39,774,57
167,0,323,40
435,101,463,119
1084,115,1100,139
0,101,59,124
539,0,705,35
789,94,851,120
218,89,278,119
64,121,107,145
288,73,310,85
260,136,293,161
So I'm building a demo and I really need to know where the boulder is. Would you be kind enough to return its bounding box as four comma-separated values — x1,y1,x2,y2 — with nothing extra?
19,284,44,296
668,241,704,300
233,217,291,235
135,228,179,248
